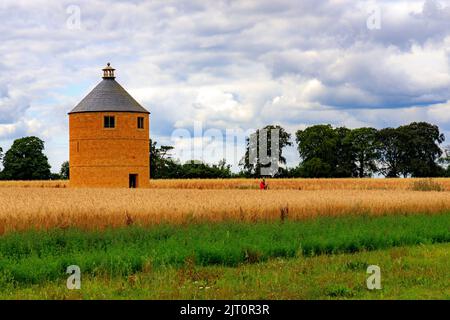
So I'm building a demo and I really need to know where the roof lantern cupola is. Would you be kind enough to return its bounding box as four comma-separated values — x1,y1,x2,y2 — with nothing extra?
102,62,115,79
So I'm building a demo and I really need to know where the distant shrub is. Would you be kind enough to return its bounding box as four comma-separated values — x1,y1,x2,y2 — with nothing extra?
410,179,443,192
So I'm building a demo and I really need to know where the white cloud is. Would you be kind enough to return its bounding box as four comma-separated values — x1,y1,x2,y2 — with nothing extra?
1,0,450,170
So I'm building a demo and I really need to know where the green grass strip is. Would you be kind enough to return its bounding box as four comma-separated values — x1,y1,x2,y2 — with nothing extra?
0,213,449,285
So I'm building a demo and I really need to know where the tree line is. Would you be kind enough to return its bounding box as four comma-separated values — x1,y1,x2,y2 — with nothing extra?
153,122,450,178
149,140,232,179
291,122,448,178
0,122,449,180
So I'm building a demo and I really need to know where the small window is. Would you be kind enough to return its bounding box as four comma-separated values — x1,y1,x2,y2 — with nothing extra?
137,117,144,129
104,116,115,128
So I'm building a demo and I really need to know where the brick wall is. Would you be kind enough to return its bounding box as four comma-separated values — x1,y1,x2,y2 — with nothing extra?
69,112,150,188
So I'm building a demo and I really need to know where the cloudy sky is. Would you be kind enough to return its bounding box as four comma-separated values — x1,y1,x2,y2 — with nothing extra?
1,0,450,171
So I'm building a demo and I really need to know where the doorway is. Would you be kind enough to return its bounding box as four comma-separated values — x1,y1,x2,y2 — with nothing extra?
129,174,138,188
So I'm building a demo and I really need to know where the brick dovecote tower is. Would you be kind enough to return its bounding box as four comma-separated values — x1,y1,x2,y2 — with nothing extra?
68,63,150,188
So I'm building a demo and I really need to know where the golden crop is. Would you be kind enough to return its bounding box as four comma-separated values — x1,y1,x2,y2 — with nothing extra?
0,180,69,188
1,178,449,191
147,178,450,191
1,186,450,233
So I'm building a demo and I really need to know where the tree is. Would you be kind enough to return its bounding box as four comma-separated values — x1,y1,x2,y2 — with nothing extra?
2,136,51,180
377,127,404,177
177,159,232,179
296,125,337,163
241,125,292,177
50,173,61,180
60,161,70,180
377,123,445,177
439,145,450,175
398,122,445,177
295,124,344,177
149,139,175,178
216,159,232,178
334,127,356,177
345,127,380,177
297,157,333,178
0,146,3,179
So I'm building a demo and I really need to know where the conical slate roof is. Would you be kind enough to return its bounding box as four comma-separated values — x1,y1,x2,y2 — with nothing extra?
69,64,149,114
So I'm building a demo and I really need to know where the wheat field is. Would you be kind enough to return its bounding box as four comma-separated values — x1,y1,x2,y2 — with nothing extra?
1,185,450,233
1,178,450,191
147,178,450,190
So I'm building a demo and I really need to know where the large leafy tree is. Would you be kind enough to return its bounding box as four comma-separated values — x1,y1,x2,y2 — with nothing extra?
2,136,51,180
296,125,337,163
345,127,380,177
241,125,292,177
398,122,445,177
295,124,342,177
377,123,445,177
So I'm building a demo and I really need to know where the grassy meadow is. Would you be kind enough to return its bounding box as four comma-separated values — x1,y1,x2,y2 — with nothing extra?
0,178,449,299
3,243,448,300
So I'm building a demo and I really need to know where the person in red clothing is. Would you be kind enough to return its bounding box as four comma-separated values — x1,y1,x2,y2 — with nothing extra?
259,178,268,190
